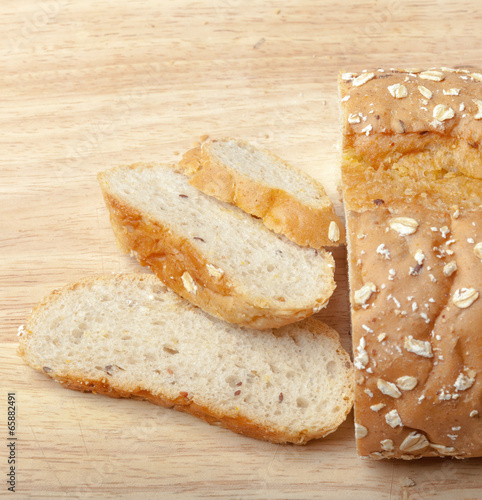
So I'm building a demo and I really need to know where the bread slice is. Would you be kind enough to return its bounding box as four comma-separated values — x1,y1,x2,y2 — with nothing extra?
178,137,345,248
18,274,354,445
340,68,482,459
98,163,336,330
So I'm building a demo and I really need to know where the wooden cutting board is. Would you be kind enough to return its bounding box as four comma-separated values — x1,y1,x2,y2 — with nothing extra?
2,1,481,498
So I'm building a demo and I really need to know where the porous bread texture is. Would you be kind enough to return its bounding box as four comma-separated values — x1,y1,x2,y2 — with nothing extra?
98,163,336,330
18,274,354,445
340,67,482,459
187,138,326,204
178,137,345,248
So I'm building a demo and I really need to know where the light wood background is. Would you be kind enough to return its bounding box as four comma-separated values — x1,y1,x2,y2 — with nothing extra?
1,1,482,498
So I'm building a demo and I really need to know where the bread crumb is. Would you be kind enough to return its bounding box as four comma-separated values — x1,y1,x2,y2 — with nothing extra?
399,477,415,487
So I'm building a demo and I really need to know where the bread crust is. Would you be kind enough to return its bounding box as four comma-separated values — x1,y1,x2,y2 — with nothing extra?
18,275,354,445
24,364,349,445
340,68,482,459
48,376,308,444
98,170,335,330
178,138,346,248
340,68,482,145
339,69,482,213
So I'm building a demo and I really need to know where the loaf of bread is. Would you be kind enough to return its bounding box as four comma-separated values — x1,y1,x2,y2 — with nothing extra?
18,273,354,444
178,137,345,248
340,68,482,458
98,163,336,330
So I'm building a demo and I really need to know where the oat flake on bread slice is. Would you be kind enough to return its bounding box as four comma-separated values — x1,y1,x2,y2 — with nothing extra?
98,163,336,330
178,137,345,248
18,274,354,444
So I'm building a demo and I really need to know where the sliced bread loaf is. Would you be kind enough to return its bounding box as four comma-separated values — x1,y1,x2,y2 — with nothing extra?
98,163,336,330
19,274,354,444
340,68,482,459
178,138,346,248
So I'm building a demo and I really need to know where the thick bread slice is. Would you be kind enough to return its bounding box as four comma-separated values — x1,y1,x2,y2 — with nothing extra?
340,67,482,459
18,274,354,445
178,138,346,248
98,163,336,330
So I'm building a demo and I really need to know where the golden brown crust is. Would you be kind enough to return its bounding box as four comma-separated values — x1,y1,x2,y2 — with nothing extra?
341,144,482,213
348,207,482,459
340,68,482,459
178,138,346,247
340,68,482,213
25,367,348,445
339,68,482,144
52,376,301,444
100,191,335,330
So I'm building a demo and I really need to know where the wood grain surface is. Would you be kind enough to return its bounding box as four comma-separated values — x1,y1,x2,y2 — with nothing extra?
2,1,482,498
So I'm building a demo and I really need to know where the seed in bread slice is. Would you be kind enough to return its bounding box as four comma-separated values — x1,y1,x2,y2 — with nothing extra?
18,274,354,445
98,163,336,330
178,137,346,248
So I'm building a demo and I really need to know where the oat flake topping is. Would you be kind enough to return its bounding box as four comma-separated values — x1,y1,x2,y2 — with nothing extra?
399,432,429,452
342,72,356,81
389,217,419,236
418,85,433,99
396,376,418,391
380,439,394,451
419,70,445,82
370,403,386,412
385,409,403,428
433,104,455,122
387,83,408,99
404,336,433,358
354,282,377,305
443,88,461,96
352,72,375,87
443,261,458,277
354,337,369,370
377,379,402,398
355,423,368,439
430,443,455,455
348,113,361,124
474,242,482,258
454,372,476,391
473,99,482,120
452,288,479,308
